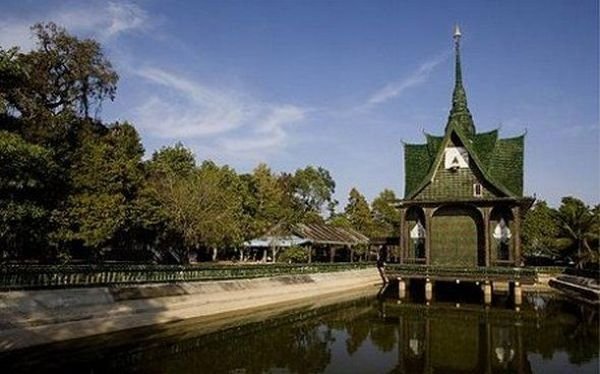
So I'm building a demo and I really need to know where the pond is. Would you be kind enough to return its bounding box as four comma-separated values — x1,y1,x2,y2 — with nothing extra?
1,286,598,373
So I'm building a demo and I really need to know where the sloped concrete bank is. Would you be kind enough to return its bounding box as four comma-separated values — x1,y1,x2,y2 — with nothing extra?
0,268,382,352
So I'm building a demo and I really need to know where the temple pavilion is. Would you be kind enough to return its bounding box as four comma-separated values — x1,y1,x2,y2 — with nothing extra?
396,26,534,272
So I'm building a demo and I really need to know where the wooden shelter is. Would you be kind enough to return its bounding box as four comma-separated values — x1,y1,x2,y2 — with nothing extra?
245,222,369,263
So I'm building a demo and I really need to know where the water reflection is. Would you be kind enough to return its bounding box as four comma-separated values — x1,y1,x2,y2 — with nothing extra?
0,292,597,373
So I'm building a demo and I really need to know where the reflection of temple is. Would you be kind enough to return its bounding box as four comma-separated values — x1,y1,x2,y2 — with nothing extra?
391,303,533,374
398,26,534,267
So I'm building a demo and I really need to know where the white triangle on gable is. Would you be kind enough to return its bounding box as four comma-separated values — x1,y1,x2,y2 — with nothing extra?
444,147,469,169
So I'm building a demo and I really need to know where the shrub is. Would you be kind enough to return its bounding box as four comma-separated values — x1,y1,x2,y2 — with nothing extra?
278,246,309,263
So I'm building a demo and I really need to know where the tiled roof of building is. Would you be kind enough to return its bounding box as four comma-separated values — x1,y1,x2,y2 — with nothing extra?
403,28,525,199
252,222,370,247
293,223,369,245
404,128,524,199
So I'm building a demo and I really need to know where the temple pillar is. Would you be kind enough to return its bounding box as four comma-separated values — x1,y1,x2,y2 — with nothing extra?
512,206,522,266
483,207,491,267
513,281,522,306
424,207,434,265
398,277,407,299
483,281,492,305
399,208,406,264
425,279,433,301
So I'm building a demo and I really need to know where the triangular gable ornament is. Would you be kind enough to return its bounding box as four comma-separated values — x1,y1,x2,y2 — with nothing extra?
444,147,469,169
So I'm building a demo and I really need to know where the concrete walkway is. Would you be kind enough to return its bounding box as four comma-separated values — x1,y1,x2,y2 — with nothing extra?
0,268,382,352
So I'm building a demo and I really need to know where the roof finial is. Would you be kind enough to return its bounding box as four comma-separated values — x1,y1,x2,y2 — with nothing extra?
453,24,462,41
445,23,476,135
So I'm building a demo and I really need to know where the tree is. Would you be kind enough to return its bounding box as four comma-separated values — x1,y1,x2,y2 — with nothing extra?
0,131,58,260
554,197,599,267
148,142,195,177
60,123,144,259
291,166,336,221
371,189,400,238
0,47,26,115
345,188,373,236
344,188,373,261
198,161,244,260
248,163,293,237
148,157,244,263
522,201,560,257
5,22,118,119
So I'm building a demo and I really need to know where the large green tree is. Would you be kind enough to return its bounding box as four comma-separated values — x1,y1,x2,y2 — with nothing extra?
344,188,373,260
0,131,58,260
291,166,336,222
1,22,122,262
344,188,373,236
247,164,292,236
58,123,144,259
5,23,118,120
554,197,599,267
522,200,560,257
145,150,244,263
371,189,400,238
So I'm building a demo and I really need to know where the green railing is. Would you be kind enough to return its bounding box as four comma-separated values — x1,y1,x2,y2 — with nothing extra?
0,262,376,290
384,264,538,283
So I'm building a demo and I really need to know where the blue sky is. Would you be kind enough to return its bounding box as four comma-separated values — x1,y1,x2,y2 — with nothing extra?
1,0,598,207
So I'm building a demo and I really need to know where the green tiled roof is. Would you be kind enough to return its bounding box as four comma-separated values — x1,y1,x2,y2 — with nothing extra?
403,30,525,200
404,143,433,198
403,127,524,199
471,130,498,168
488,135,524,196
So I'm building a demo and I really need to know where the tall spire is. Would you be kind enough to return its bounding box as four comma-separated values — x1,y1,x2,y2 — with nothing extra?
446,24,475,135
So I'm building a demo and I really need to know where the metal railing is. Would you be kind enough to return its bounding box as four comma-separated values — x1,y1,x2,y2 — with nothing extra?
384,264,537,283
0,262,376,290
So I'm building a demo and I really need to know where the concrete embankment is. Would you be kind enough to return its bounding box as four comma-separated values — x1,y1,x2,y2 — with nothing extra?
0,268,382,352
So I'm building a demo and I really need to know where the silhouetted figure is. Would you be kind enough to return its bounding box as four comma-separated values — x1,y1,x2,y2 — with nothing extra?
377,245,388,284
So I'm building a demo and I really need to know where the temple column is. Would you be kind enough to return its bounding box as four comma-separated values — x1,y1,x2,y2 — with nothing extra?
424,207,434,265
425,278,433,302
512,281,522,306
399,208,406,263
483,280,492,305
398,277,407,299
483,207,491,267
512,206,522,266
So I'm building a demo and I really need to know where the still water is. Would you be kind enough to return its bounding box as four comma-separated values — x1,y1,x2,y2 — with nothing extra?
1,286,598,373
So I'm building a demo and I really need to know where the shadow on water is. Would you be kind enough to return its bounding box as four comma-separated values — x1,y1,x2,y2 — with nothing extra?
0,285,598,374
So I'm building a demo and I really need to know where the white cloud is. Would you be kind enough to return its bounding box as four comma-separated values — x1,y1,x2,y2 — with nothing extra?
219,105,306,153
104,2,148,38
133,67,306,158
366,52,449,107
134,67,251,138
0,1,148,51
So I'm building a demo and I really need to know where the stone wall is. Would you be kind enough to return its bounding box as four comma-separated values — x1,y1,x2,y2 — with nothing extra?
0,268,382,352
